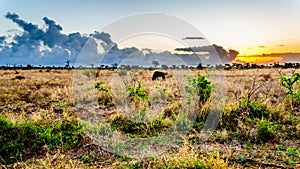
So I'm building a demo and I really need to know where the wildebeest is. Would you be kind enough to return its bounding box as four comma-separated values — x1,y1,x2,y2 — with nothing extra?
152,71,166,80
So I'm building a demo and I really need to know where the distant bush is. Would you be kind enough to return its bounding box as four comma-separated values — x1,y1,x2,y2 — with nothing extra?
13,75,25,80
83,69,99,78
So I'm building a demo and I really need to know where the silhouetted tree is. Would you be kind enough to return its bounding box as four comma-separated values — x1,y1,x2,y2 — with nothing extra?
152,60,159,67
65,59,70,68
26,64,33,69
197,63,203,69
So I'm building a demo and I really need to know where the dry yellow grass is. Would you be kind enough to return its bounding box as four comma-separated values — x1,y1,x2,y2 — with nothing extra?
1,68,299,168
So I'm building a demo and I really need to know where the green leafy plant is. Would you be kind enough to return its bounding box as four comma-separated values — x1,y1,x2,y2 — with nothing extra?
95,81,109,92
280,72,300,107
185,75,212,104
280,73,300,95
81,156,90,163
286,147,300,156
94,81,113,106
128,80,148,101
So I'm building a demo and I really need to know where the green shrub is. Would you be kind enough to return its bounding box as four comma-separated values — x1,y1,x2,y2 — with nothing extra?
128,80,148,101
280,72,300,107
220,100,280,131
95,81,109,92
280,73,300,95
257,120,278,142
95,81,114,106
185,75,211,104
246,101,279,121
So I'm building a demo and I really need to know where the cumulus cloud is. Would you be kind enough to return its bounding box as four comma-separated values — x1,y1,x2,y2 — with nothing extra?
0,12,234,67
0,12,119,66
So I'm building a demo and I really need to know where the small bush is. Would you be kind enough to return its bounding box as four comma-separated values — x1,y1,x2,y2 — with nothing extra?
220,100,280,131
257,120,278,142
95,81,113,106
128,80,148,101
185,75,212,104
83,69,99,78
280,72,300,108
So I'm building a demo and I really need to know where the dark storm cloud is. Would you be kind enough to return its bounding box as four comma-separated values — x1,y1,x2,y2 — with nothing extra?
175,44,239,63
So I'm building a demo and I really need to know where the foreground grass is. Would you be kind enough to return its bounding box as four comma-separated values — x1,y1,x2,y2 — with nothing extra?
0,114,85,164
0,68,299,168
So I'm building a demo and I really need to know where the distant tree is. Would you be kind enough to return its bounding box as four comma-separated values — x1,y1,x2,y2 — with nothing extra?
161,64,168,69
111,63,118,68
197,63,203,69
65,59,70,68
152,60,159,67
26,64,33,69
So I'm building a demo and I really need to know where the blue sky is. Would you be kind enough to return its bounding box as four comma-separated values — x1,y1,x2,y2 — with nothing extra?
0,0,299,65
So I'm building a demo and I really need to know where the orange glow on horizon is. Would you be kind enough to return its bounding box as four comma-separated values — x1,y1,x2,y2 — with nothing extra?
232,41,300,63
235,56,283,63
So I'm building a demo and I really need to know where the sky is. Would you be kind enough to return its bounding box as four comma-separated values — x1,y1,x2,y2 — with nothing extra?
0,0,300,65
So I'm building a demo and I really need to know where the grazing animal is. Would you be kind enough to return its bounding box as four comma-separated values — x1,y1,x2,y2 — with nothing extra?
152,71,166,81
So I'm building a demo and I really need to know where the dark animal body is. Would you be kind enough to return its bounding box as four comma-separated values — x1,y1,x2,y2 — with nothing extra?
152,71,166,80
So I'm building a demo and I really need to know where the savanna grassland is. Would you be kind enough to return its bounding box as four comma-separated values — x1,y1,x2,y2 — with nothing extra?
0,68,299,169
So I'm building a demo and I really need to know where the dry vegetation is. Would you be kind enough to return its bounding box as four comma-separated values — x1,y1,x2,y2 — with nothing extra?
0,68,299,168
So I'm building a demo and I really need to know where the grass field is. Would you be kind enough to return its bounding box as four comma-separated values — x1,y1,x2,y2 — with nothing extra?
0,68,299,168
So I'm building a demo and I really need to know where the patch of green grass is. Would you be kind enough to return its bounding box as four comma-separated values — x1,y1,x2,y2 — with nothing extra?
109,114,172,137
0,115,85,164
